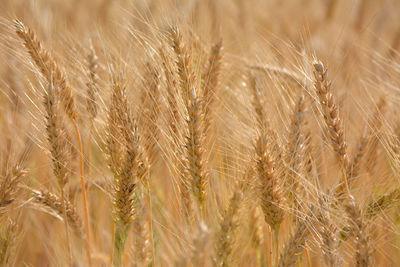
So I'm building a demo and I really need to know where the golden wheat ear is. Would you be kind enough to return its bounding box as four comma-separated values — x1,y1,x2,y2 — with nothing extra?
277,218,309,267
14,19,78,121
31,189,84,238
170,26,208,217
313,61,351,199
345,200,371,267
249,73,285,230
202,39,223,137
214,187,243,267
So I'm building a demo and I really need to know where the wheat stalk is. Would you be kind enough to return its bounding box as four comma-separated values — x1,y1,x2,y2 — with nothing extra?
14,20,92,265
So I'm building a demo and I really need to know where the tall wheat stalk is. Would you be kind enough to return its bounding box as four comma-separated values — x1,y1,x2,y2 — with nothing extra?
14,20,92,266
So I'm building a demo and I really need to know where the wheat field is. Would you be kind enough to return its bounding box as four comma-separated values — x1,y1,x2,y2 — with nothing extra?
1,0,400,266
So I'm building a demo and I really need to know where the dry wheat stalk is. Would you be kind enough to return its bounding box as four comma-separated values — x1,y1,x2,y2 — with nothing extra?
43,80,73,265
14,20,92,265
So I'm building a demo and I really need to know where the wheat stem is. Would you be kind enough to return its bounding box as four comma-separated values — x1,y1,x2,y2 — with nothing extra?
60,188,72,267
72,121,92,266
145,181,155,266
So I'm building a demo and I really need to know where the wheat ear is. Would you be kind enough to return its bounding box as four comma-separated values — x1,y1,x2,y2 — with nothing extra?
0,219,17,266
214,188,243,267
249,74,285,230
278,216,310,267
171,27,208,217
285,94,308,209
43,80,73,265
139,62,161,165
317,197,341,267
202,40,223,137
106,73,144,266
345,200,371,267
31,189,83,237
313,61,351,198
249,74,285,266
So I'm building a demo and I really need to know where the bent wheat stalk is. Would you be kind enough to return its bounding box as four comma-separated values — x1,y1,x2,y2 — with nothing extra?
14,20,92,266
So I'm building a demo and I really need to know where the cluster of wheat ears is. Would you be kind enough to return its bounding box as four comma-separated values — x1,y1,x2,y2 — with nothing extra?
1,0,400,266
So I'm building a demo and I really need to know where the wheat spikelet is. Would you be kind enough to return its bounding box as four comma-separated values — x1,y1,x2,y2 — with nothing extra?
138,62,161,165
214,189,243,267
277,216,310,267
0,142,30,265
170,27,193,105
133,195,150,265
0,219,17,266
365,188,400,219
32,189,83,237
285,94,307,208
317,197,341,267
249,206,264,250
86,45,99,121
345,200,371,267
159,47,181,138
364,97,387,178
202,40,223,136
347,132,368,182
0,164,27,212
